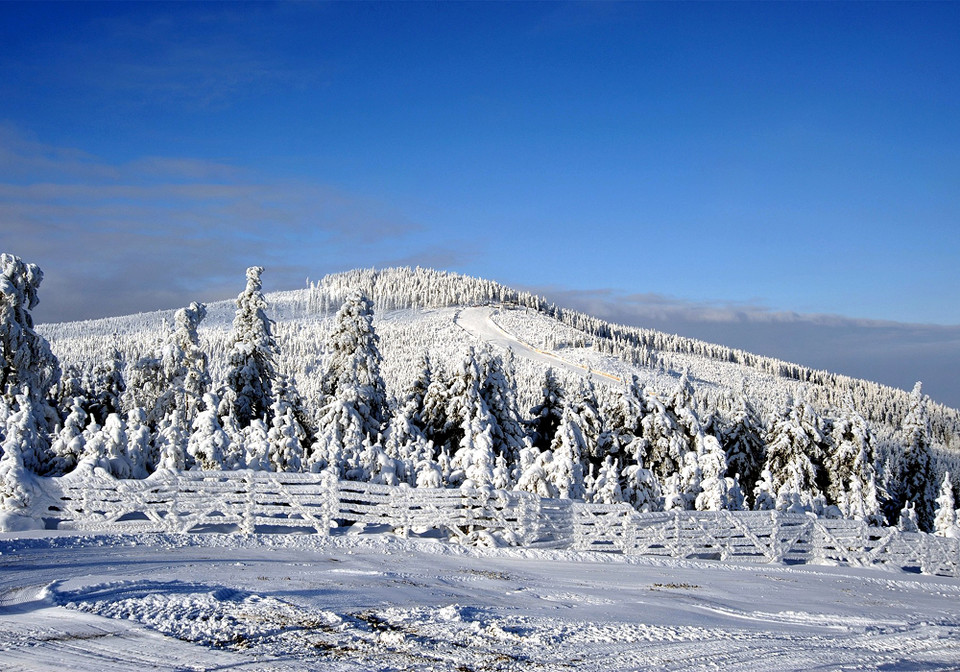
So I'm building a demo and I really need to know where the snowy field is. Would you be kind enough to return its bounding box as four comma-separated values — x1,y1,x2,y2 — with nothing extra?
3,531,960,671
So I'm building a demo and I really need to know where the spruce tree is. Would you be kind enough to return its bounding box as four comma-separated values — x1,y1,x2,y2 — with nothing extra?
825,400,881,523
934,472,957,536
223,266,278,428
0,254,61,470
528,367,565,452
318,289,386,441
546,404,587,500
188,394,229,470
900,382,937,531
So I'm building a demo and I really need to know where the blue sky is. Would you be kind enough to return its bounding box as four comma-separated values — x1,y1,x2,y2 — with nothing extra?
1,2,958,405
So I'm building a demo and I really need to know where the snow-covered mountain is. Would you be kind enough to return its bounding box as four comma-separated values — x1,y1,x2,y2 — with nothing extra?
16,265,956,533
5,261,960,672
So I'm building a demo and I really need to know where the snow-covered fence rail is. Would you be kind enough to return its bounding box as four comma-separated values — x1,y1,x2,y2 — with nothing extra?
571,505,960,577
28,470,959,576
34,468,571,546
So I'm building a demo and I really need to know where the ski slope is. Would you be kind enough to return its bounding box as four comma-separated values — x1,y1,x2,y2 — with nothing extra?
2,532,960,672
456,307,625,388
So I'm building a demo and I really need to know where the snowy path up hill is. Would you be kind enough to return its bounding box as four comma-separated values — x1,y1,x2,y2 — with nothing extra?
455,307,624,387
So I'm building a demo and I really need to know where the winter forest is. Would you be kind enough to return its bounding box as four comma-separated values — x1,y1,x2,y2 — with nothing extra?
3,252,960,535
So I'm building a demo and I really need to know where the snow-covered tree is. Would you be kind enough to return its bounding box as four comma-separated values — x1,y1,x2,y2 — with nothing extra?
900,382,937,531
898,501,919,533
0,254,61,465
571,380,603,465
695,434,731,511
223,266,278,428
318,289,386,441
753,468,776,511
308,388,365,476
155,410,188,471
48,397,87,475
825,400,881,523
514,443,557,499
268,403,306,473
599,376,645,460
477,347,525,462
934,472,957,537
641,388,691,484
621,437,661,512
125,408,152,478
762,392,826,513
187,394,229,470
528,367,565,452
0,418,31,511
99,413,132,479
87,344,126,427
546,404,587,500
243,419,271,471
716,389,765,507
591,455,623,504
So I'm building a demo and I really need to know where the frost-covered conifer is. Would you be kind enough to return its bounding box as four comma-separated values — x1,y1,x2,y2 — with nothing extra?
309,389,365,476
318,289,386,441
87,344,126,427
762,392,825,513
268,405,305,473
661,474,685,511
125,408,152,478
48,397,87,475
415,458,443,489
451,398,497,490
100,413,132,478
591,455,623,504
599,376,644,460
0,420,30,511
641,388,690,484
477,347,525,462
156,410,188,471
383,403,432,485
753,468,776,511
224,267,278,428
0,254,60,466
898,501,919,533
6,389,49,475
934,472,957,537
528,367,564,452
243,419,271,471
220,410,246,470
900,382,937,532
571,380,603,465
695,434,730,511
514,444,557,499
621,436,661,512
188,394,229,470
360,438,399,486
716,389,765,507
826,400,881,523
546,405,587,500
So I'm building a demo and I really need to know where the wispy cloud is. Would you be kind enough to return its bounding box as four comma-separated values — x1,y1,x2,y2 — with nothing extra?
0,127,419,323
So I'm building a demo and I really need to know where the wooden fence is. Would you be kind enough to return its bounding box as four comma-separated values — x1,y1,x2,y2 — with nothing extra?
30,468,960,577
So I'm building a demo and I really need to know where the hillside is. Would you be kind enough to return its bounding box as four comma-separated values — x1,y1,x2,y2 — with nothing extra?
9,264,953,533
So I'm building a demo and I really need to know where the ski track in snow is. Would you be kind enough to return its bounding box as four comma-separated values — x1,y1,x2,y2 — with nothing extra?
455,307,625,388
2,532,960,671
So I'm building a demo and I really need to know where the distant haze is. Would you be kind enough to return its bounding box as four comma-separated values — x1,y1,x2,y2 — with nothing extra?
537,288,960,411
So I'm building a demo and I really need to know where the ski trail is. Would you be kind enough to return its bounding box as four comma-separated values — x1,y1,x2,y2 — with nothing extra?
455,306,623,387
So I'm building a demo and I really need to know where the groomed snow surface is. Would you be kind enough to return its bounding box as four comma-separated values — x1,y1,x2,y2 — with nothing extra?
2,532,960,671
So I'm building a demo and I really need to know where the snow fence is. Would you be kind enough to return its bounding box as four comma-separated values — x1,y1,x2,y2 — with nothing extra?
26,468,960,577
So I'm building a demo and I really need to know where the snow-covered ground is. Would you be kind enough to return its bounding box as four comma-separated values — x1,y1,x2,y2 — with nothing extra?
3,531,960,671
